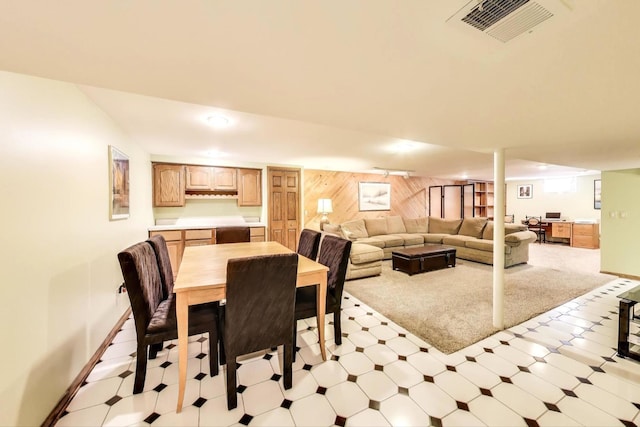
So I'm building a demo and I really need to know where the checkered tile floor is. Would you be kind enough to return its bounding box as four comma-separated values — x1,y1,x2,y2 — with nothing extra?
56,276,640,427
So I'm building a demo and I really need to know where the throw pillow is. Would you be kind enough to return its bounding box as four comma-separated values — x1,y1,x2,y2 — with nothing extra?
458,217,488,238
386,216,407,234
323,223,342,237
403,217,428,233
428,217,463,234
364,218,388,236
341,219,369,240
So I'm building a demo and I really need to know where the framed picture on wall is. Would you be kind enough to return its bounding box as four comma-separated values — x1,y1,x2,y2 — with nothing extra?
109,145,130,220
594,179,601,209
517,184,533,199
359,182,391,211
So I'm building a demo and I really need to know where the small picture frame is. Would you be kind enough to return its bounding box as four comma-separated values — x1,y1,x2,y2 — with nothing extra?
359,182,391,211
594,179,601,209
109,145,130,220
517,184,532,199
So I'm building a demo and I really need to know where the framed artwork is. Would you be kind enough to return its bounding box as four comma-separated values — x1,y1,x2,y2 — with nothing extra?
594,179,601,209
359,182,391,211
109,145,130,220
517,184,532,199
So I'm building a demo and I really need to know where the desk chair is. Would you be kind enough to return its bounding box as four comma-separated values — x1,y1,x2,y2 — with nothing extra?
222,253,299,409
216,227,251,244
525,216,546,243
118,241,219,393
297,229,322,261
293,235,352,359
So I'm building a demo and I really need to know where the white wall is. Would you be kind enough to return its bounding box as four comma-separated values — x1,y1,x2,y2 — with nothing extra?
506,174,602,224
601,169,640,277
0,71,154,426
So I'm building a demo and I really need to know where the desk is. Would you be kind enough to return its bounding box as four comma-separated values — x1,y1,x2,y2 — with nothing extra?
173,241,329,412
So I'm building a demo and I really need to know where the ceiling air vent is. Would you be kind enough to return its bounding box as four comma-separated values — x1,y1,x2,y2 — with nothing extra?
448,0,560,43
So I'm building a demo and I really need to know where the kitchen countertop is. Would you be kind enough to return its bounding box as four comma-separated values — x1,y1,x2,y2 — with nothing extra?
148,216,266,231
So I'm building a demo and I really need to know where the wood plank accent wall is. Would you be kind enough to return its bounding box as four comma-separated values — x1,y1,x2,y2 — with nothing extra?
303,169,456,229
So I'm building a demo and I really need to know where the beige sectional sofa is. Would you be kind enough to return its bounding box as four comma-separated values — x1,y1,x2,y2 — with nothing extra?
324,216,537,280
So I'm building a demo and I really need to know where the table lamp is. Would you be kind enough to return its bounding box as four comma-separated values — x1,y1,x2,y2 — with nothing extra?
317,198,333,231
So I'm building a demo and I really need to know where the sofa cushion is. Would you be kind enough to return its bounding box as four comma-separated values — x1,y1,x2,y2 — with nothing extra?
423,233,447,244
341,219,369,240
404,217,428,233
458,217,488,239
394,233,424,246
466,239,511,255
429,217,463,234
323,223,342,237
350,244,384,264
482,221,528,240
370,235,404,248
386,216,407,234
364,218,388,236
442,235,477,247
354,237,385,248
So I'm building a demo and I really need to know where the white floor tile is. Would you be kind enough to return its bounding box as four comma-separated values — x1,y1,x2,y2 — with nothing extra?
408,381,457,418
242,380,284,416
56,404,109,427
325,381,369,418
433,370,480,403
338,351,375,376
102,391,158,427
356,370,398,402
378,394,431,427
383,360,424,389
345,408,391,427
310,360,348,388
289,394,336,427
249,407,295,427
440,409,486,427
67,377,123,412
467,395,526,427
490,382,547,419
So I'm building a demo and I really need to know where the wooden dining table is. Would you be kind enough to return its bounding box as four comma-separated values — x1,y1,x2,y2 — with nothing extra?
173,241,329,412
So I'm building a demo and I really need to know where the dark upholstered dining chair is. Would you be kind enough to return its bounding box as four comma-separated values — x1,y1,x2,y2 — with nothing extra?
222,253,299,409
293,235,352,358
216,227,251,244
146,235,174,299
118,241,219,394
297,229,322,261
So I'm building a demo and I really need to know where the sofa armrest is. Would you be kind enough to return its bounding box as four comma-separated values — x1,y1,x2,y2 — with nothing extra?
504,231,538,246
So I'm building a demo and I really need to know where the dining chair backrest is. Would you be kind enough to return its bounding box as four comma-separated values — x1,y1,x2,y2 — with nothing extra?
223,252,299,409
216,226,251,244
118,242,165,336
297,229,322,260
146,234,174,298
317,234,352,294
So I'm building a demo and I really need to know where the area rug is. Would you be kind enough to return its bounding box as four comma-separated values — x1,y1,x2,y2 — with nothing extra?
344,260,617,354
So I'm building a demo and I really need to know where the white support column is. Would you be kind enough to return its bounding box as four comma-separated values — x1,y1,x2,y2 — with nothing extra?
493,149,506,329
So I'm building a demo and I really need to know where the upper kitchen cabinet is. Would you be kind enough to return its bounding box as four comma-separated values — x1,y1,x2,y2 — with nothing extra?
185,166,214,190
185,166,237,191
153,163,185,207
153,162,262,207
213,167,237,190
238,168,262,206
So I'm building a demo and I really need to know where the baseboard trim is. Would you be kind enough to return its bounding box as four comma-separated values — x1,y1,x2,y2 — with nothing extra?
601,271,640,281
41,308,132,427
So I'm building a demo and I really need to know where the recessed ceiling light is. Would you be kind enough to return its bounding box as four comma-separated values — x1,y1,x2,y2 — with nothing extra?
206,115,231,128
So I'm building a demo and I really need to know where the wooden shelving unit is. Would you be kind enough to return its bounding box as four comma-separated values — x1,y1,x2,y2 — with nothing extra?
472,181,494,218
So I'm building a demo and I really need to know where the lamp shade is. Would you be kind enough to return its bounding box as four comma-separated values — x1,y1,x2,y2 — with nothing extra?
317,198,333,214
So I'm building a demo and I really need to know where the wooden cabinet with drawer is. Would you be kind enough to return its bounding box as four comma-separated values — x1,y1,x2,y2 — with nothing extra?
551,222,572,239
571,223,599,249
184,229,214,247
250,226,266,242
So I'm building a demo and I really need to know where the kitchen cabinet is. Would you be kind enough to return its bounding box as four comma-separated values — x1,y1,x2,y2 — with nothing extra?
238,168,262,206
153,164,185,207
213,167,237,190
186,166,214,190
250,226,266,242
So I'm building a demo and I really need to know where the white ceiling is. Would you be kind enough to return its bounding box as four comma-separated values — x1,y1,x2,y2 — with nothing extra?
1,0,639,180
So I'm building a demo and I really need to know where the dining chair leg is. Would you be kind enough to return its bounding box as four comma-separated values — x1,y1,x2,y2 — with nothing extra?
334,310,342,345
149,342,163,359
134,343,148,394
283,343,293,389
208,330,219,376
292,327,298,362
226,358,238,410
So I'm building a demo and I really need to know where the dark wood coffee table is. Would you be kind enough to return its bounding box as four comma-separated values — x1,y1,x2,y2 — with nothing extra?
392,245,456,275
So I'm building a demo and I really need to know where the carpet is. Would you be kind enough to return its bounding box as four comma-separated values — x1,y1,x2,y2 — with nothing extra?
344,259,617,354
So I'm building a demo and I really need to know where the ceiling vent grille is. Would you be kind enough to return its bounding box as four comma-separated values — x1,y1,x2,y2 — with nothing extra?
449,0,557,43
